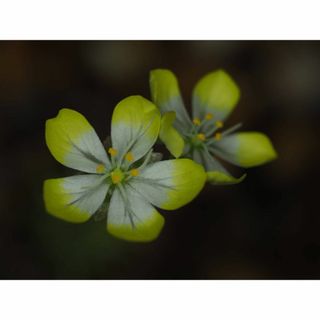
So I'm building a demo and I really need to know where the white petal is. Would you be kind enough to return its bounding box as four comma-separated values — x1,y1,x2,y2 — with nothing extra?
111,96,160,163
46,108,110,173
107,186,164,242
193,147,246,185
129,159,206,210
44,174,110,223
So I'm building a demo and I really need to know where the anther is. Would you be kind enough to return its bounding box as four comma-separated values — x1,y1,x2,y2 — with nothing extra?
193,118,201,126
125,152,134,162
215,120,224,129
130,168,139,177
196,133,206,141
205,113,214,120
214,132,222,141
108,147,118,157
96,164,105,174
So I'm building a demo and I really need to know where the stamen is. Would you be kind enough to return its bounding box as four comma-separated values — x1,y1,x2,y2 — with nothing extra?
197,133,206,141
193,118,201,126
108,147,118,157
215,120,224,129
96,164,106,174
117,113,158,167
221,122,243,136
205,113,214,120
214,132,222,141
130,168,139,177
137,148,153,171
125,152,134,162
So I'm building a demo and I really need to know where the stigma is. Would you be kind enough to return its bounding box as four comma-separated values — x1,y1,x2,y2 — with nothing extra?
111,168,124,184
108,147,118,157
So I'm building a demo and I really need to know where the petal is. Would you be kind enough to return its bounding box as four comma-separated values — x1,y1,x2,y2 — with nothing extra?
192,147,225,172
46,108,110,173
129,159,206,210
43,174,110,223
193,148,246,185
150,69,192,132
192,70,240,121
207,171,246,185
211,132,278,168
107,187,164,242
111,96,161,162
159,112,185,158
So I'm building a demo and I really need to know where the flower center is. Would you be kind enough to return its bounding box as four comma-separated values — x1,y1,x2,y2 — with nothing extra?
111,168,124,184
185,114,225,152
196,133,206,141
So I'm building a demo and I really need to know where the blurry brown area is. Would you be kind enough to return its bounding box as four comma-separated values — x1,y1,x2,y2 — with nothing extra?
0,41,319,279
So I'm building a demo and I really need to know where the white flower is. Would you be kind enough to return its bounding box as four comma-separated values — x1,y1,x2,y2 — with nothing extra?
44,96,206,242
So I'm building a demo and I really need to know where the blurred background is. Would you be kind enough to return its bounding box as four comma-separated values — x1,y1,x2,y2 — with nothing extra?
0,41,319,279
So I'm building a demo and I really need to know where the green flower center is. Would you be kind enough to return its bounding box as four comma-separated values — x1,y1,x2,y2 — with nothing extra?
111,168,125,184
105,147,156,186
183,114,227,154
189,133,207,148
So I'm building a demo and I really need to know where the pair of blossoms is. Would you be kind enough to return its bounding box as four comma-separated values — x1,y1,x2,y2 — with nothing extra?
44,69,277,242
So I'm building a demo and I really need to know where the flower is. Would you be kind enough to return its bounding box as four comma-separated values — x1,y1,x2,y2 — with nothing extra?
150,69,278,185
43,95,206,242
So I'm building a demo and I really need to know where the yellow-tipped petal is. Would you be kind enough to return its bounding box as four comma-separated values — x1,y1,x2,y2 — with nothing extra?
192,69,240,121
150,69,192,132
107,188,164,242
111,96,161,162
43,175,109,223
192,148,246,186
150,69,181,108
45,108,110,173
214,132,278,168
207,171,246,185
130,159,206,211
165,159,206,209
159,112,185,158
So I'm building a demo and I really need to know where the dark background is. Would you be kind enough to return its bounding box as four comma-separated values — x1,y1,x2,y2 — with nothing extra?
0,41,319,279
